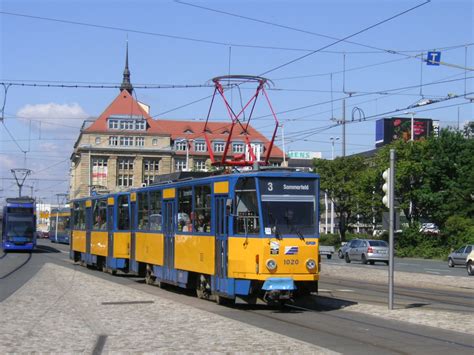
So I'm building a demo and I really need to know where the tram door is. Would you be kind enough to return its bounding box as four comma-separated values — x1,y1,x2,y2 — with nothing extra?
214,196,228,291
163,200,175,278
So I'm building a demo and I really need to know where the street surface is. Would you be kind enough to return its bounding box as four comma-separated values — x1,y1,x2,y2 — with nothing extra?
0,239,473,354
323,253,470,277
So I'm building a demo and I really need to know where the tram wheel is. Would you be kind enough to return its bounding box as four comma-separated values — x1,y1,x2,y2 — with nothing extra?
196,274,211,299
145,265,155,285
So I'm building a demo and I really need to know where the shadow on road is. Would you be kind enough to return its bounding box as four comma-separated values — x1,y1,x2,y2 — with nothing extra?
34,245,61,253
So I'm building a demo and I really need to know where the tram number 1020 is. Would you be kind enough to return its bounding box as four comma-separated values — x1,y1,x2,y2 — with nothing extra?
283,259,299,265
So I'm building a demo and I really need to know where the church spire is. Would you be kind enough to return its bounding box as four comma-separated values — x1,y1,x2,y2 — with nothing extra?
120,41,133,94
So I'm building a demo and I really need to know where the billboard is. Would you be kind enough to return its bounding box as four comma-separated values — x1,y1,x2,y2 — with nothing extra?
375,117,434,147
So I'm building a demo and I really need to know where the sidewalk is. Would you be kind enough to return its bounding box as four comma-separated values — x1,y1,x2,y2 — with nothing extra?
321,264,474,335
0,263,334,354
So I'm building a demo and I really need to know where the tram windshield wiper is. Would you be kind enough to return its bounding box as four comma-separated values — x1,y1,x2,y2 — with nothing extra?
295,228,305,241
268,211,282,240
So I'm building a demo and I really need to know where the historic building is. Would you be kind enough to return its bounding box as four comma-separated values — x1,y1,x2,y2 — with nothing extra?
69,49,284,199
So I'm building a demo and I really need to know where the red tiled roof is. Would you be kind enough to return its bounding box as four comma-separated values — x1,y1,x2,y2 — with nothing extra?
85,90,284,159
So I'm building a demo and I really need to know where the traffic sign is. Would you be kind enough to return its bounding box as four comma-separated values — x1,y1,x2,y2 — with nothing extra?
427,51,441,66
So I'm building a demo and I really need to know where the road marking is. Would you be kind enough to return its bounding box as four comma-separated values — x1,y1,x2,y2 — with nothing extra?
336,289,354,292
424,268,449,272
397,262,419,266
426,271,441,275
318,289,332,292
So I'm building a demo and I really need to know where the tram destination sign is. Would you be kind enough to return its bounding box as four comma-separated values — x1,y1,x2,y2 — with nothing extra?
259,178,316,195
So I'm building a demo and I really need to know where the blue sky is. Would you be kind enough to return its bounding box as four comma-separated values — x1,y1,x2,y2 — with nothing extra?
1,0,472,204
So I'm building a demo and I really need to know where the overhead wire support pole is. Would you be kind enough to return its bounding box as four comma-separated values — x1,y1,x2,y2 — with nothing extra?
388,149,396,310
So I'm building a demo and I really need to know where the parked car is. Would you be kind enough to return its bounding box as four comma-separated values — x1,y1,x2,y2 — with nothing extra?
319,245,335,259
344,239,389,265
337,239,360,259
447,244,473,267
467,250,474,276
419,223,440,235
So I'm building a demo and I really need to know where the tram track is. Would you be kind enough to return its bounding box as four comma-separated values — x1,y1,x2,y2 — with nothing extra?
320,278,474,311
0,251,32,279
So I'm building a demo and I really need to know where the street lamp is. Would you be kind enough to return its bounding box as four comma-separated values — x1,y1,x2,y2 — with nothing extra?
329,136,340,160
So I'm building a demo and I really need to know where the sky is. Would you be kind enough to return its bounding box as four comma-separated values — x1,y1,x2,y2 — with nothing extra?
0,0,473,205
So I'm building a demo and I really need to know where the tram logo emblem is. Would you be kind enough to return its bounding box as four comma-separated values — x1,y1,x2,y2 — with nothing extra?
270,241,280,255
284,246,298,255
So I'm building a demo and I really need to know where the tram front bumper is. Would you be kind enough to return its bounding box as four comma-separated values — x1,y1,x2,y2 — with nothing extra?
262,278,296,302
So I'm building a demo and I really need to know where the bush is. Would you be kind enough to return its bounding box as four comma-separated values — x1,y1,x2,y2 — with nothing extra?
396,226,449,259
443,215,474,249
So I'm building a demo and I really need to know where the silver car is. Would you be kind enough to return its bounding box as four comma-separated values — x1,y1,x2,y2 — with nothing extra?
344,239,389,265
447,245,473,267
337,239,360,259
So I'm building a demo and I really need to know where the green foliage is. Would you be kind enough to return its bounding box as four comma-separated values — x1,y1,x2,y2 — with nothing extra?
314,128,474,258
396,227,448,259
443,215,474,248
319,233,341,247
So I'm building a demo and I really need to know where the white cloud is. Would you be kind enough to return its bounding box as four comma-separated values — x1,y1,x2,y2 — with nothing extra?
17,102,88,131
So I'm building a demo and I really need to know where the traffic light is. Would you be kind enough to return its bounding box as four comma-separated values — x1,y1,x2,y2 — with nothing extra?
382,168,391,208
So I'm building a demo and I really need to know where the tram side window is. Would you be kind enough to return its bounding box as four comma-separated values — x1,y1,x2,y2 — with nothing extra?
137,192,149,230
117,195,130,230
178,187,193,232
194,185,211,233
234,178,260,234
149,190,162,231
73,202,85,229
92,199,107,230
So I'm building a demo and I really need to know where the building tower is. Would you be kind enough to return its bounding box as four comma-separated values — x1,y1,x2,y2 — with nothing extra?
120,42,133,94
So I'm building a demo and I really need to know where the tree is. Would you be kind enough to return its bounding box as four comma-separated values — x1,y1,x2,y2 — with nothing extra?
313,155,373,241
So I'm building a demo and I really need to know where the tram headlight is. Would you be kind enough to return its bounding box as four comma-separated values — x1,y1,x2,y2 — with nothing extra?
266,258,277,271
306,258,316,270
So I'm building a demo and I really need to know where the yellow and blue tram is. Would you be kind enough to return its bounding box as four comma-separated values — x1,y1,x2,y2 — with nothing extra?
70,170,321,304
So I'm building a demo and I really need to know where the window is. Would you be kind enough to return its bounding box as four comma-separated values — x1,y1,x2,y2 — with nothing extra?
213,142,225,153
194,141,207,152
152,138,158,146
194,185,211,233
109,136,118,146
135,120,146,130
120,120,134,130
135,137,144,146
73,201,85,229
233,142,244,153
117,195,130,230
118,158,134,170
120,136,134,146
175,140,187,151
117,174,133,187
95,137,101,145
234,178,260,234
143,159,160,185
92,157,108,187
178,187,193,232
175,159,186,171
194,160,206,171
137,192,149,230
108,116,146,131
92,199,107,230
108,119,119,129
149,190,162,231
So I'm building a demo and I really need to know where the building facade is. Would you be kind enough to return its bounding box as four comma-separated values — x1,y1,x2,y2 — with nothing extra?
69,52,284,199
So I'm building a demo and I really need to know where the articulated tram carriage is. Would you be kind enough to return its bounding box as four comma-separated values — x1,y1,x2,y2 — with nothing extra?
70,170,320,304
49,207,71,244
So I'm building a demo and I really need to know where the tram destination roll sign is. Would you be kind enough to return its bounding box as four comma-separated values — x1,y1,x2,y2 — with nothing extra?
259,178,316,195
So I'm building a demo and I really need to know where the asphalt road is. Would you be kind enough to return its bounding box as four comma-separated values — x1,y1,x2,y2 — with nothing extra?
322,253,470,277
1,239,473,354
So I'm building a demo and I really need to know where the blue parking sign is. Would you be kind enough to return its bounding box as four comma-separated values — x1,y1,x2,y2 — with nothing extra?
427,51,441,66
